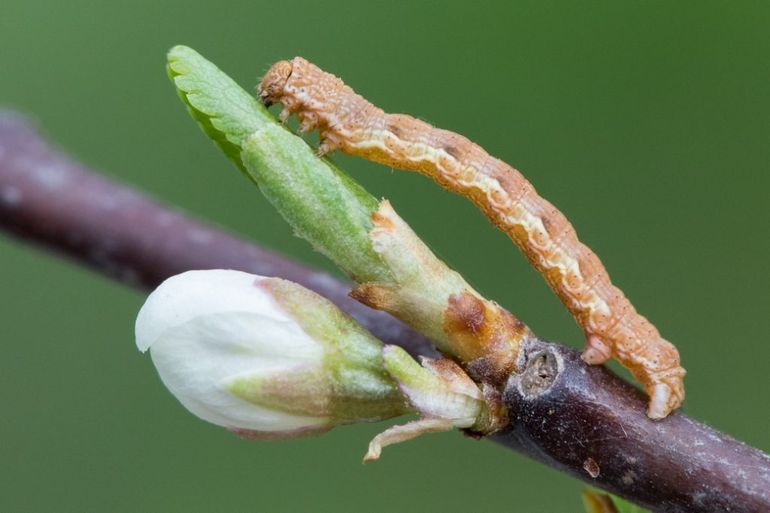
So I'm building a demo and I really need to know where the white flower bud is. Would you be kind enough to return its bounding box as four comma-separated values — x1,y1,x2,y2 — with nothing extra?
136,269,408,439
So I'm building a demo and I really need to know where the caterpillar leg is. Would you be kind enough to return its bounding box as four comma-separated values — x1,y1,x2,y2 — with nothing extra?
649,384,675,420
645,367,686,420
298,112,319,134
581,334,612,365
583,331,685,418
278,107,292,124
316,132,341,157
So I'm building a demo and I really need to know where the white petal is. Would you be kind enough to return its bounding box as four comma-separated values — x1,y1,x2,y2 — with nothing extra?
150,310,325,431
137,269,289,352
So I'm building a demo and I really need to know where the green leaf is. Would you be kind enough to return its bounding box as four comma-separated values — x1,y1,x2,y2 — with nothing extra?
611,495,650,513
581,490,651,513
167,45,273,173
166,46,391,283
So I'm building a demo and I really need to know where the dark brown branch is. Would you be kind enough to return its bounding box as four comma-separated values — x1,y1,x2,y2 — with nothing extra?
1,112,768,513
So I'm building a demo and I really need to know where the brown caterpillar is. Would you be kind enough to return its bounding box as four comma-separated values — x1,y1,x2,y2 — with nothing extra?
258,57,685,419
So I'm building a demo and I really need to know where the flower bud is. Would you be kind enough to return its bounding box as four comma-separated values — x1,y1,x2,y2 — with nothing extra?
135,269,408,439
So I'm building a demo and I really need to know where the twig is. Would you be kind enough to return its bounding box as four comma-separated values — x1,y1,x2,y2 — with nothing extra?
502,340,770,512
1,112,768,513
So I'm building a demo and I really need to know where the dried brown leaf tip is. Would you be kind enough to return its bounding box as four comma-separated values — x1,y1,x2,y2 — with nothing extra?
258,58,686,419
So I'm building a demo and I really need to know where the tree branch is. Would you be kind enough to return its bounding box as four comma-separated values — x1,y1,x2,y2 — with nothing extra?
2,112,768,513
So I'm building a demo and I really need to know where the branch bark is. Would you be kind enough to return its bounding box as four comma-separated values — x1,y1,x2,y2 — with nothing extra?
2,111,768,513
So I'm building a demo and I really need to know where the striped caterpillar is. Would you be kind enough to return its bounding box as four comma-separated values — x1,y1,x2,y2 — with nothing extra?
258,57,685,419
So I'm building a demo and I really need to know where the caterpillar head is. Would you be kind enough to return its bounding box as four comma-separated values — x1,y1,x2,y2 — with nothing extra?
258,60,293,106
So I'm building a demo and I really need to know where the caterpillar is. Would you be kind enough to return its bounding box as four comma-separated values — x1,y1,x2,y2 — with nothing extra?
258,57,685,419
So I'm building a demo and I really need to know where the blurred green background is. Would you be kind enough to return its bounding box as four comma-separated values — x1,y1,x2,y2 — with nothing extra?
1,1,768,511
